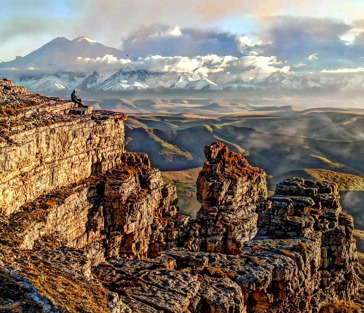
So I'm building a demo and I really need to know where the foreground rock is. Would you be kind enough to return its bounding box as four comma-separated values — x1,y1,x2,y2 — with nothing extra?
92,174,359,313
0,79,360,313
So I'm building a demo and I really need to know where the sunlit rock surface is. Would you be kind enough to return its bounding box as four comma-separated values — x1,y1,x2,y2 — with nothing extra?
0,79,360,313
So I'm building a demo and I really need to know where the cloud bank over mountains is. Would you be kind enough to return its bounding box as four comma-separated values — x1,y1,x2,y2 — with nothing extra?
1,17,364,94
261,17,364,71
120,24,256,57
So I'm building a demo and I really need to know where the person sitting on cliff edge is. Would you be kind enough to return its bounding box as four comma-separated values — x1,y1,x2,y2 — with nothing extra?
71,90,87,108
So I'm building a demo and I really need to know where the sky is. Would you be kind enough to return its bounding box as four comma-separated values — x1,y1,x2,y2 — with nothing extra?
1,0,363,60
0,0,364,93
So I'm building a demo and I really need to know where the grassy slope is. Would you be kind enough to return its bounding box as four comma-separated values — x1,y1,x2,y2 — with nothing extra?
161,168,201,218
126,123,364,176
305,169,364,191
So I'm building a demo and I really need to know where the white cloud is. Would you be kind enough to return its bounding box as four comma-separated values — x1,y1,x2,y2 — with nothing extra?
164,26,182,37
308,53,319,61
116,19,364,74
75,53,291,80
321,67,364,73
77,54,132,66
237,36,254,47
2,18,364,92
294,63,306,68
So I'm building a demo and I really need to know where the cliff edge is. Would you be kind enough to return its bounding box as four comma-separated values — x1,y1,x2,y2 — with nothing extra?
0,79,360,313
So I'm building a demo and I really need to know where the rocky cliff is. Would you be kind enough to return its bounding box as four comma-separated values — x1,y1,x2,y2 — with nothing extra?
0,79,360,313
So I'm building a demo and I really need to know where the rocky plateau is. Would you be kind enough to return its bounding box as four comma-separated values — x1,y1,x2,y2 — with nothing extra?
0,78,361,313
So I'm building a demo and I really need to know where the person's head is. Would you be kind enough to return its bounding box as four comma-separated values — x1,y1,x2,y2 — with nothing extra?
73,89,76,93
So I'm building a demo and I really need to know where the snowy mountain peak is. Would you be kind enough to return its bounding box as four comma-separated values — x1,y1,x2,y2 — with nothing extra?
0,36,123,70
73,36,97,44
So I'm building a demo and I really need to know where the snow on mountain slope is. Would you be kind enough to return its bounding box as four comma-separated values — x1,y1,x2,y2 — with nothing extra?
0,36,124,71
10,69,364,95
96,69,361,92
95,69,217,91
79,71,107,90
1,36,364,94
16,72,87,94
18,75,68,94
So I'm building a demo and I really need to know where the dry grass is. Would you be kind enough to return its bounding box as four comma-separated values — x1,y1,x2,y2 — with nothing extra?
212,135,247,155
354,229,364,242
320,300,361,313
291,242,308,253
0,99,38,119
310,155,343,168
305,169,364,191
222,152,264,180
309,207,323,216
162,167,202,183
0,270,43,311
23,268,108,312
247,257,262,267
146,129,193,161
18,257,108,313
277,249,296,259
0,244,109,313
357,251,364,287
204,125,214,133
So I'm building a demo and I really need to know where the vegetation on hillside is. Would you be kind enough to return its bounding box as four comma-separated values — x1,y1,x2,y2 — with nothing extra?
305,169,364,191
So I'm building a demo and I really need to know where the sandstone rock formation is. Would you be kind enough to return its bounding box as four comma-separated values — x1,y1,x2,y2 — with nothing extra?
0,79,126,216
0,79,360,313
192,141,267,254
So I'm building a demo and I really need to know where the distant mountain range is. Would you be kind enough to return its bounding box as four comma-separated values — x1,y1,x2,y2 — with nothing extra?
1,36,364,94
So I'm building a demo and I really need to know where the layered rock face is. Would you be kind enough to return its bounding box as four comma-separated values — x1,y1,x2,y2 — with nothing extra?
0,79,126,215
145,141,268,256
102,152,183,260
192,141,267,254
0,152,182,263
0,79,183,284
259,178,359,304
0,79,360,313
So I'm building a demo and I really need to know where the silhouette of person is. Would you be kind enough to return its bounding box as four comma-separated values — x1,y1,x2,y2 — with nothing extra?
71,90,86,108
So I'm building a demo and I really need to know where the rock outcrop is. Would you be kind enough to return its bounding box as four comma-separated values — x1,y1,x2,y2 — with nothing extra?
147,141,267,256
259,178,359,305
90,151,360,313
192,141,267,254
0,79,360,313
0,79,126,216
